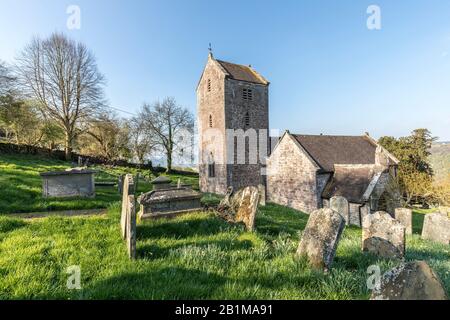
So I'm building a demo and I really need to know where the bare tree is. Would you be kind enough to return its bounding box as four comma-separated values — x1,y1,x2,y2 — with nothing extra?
139,97,194,172
15,32,105,160
0,60,17,98
79,112,130,160
128,116,156,165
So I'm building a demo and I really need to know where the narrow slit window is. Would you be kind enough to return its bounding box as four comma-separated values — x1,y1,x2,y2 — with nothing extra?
245,112,250,127
208,163,215,178
207,79,211,92
243,88,253,101
209,114,213,128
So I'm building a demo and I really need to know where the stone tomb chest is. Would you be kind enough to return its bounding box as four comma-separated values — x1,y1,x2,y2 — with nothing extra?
138,176,202,219
40,168,97,198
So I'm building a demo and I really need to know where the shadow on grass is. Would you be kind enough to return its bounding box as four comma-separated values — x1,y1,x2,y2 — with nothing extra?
137,215,232,240
0,218,28,233
256,204,309,237
85,267,227,299
137,238,254,259
412,211,425,235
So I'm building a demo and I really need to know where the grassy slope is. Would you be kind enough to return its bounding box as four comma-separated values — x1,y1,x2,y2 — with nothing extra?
0,203,448,300
0,154,196,214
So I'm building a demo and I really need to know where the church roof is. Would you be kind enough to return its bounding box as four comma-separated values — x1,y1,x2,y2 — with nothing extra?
292,134,378,172
216,59,269,85
321,164,385,203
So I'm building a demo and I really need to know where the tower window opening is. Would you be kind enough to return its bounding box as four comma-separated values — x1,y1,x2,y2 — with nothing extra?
209,114,213,128
207,79,211,92
244,112,250,127
243,88,253,101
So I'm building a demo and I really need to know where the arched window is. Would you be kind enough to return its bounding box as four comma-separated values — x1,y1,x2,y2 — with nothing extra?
244,112,250,127
209,114,213,128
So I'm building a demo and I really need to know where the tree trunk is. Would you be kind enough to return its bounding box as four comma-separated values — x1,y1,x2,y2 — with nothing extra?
166,150,172,173
64,131,72,161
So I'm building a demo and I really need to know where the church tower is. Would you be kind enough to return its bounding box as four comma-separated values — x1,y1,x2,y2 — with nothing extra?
197,52,270,194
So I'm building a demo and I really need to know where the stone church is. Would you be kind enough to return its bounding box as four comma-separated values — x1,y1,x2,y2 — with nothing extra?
197,54,399,221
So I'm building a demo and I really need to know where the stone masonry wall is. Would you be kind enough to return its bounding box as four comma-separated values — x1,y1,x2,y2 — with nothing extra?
197,56,228,194
224,78,269,191
267,134,319,213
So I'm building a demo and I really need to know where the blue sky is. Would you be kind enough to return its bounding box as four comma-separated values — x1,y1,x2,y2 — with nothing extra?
1,0,449,140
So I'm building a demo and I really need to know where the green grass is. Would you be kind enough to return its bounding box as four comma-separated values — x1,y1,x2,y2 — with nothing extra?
0,154,197,214
0,202,448,300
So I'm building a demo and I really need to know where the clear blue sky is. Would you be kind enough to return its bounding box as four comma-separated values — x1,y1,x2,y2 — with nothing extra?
1,0,449,140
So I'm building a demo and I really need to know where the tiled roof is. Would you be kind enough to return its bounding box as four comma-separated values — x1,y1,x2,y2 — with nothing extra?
216,59,268,85
293,135,378,172
321,165,385,203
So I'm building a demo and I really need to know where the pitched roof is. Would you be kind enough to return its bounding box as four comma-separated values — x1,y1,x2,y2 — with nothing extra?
216,59,269,85
322,165,385,203
292,134,378,172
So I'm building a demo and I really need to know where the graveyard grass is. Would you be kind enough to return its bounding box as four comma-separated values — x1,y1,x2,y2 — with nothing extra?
0,153,449,299
0,153,196,214
0,204,449,299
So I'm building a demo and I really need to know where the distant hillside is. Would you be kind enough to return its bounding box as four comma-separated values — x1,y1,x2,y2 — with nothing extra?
430,142,450,182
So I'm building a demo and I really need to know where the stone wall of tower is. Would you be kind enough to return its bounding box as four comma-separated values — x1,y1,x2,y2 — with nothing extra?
224,78,269,191
197,57,228,194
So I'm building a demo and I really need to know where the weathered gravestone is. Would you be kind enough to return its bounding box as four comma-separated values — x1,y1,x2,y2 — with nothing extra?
258,184,266,206
394,208,413,235
126,195,136,260
371,261,448,300
217,186,260,232
421,212,450,245
121,174,135,239
118,174,125,195
40,168,96,198
362,211,405,259
330,196,349,225
296,208,346,271
234,186,260,232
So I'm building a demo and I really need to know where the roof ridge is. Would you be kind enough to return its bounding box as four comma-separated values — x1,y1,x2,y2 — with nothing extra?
292,133,366,138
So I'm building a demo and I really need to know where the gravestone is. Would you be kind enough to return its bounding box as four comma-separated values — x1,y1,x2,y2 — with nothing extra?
40,168,96,198
362,211,405,259
234,186,260,232
296,208,346,271
421,212,450,245
118,174,124,194
126,195,136,260
371,261,448,300
330,196,349,225
258,184,266,206
121,174,135,239
394,208,413,235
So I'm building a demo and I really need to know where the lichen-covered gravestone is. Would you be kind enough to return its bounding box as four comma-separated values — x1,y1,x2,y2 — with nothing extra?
421,212,450,245
126,195,136,260
216,186,260,231
330,196,349,225
233,186,260,232
296,208,346,271
362,211,405,259
371,261,448,300
121,174,135,240
394,208,413,235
